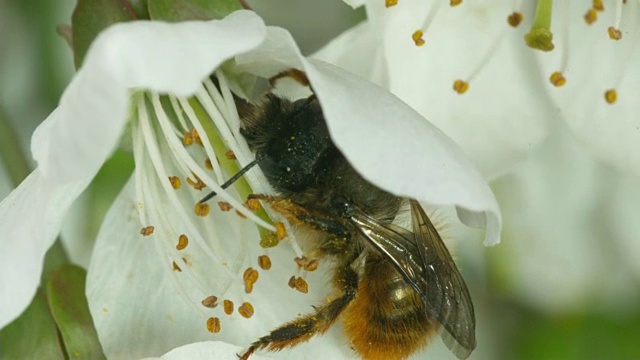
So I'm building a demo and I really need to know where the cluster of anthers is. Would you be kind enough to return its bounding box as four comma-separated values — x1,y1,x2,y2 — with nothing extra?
130,69,313,337
387,0,633,104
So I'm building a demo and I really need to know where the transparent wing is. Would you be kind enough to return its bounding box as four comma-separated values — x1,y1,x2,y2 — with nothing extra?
349,200,476,359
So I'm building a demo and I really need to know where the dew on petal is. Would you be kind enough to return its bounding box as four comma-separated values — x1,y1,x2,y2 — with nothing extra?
225,150,236,160
288,276,309,294
608,26,622,40
202,295,219,308
243,267,259,293
385,0,398,7
195,203,211,217
206,317,221,333
223,300,234,315
604,89,617,104
205,159,213,170
176,234,189,250
238,302,254,319
218,201,232,211
549,71,567,87
452,80,469,94
507,12,523,27
450,0,462,6
172,261,182,272
140,226,155,236
168,176,182,189
295,256,319,272
412,30,425,47
584,9,598,25
274,222,287,240
258,255,272,270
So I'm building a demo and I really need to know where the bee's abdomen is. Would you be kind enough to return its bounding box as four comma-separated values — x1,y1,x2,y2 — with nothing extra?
342,258,437,360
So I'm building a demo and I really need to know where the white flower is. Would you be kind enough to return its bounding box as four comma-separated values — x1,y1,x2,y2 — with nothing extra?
0,9,501,359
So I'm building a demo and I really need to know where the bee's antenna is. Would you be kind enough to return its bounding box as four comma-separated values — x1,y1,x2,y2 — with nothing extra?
199,157,262,203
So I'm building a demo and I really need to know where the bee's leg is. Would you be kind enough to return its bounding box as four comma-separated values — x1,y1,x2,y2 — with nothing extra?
238,262,358,360
268,68,310,88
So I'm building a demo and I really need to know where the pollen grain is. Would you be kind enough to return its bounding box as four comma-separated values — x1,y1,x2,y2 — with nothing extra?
604,89,617,104
452,80,469,94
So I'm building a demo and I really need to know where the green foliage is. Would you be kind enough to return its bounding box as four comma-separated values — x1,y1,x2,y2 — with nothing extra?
148,0,242,22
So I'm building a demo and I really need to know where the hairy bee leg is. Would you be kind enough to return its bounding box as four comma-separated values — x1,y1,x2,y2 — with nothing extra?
268,68,310,88
239,264,358,360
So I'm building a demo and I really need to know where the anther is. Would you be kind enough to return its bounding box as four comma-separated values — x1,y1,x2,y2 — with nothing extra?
176,234,189,250
238,302,254,319
168,176,181,189
260,232,279,249
258,255,272,270
225,150,236,160
507,12,524,27
206,317,221,333
294,257,319,272
584,9,598,25
243,267,259,293
450,0,462,6
608,27,622,40
205,159,213,170
549,72,567,87
604,89,617,104
195,203,210,217
140,226,155,236
274,222,287,240
453,80,469,94
593,0,604,11
385,0,398,8
187,173,206,191
246,198,262,211
201,295,219,308
217,201,232,211
223,299,234,315
172,261,182,272
412,30,425,47
288,276,309,294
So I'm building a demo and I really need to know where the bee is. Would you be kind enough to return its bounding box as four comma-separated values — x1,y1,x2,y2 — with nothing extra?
201,70,476,360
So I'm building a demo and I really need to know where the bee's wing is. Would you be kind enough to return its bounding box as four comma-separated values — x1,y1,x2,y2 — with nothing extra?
349,201,475,360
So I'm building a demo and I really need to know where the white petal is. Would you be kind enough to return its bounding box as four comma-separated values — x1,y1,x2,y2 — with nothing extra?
341,0,365,9
0,11,266,329
141,341,274,360
535,1,640,177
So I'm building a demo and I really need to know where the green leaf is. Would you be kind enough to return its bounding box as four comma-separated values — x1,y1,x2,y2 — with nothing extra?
0,107,31,187
47,265,106,360
129,0,151,19
0,288,65,360
148,0,242,21
71,0,137,69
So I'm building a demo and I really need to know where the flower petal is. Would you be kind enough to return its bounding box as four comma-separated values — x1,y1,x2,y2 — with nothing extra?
0,10,266,329
141,341,274,360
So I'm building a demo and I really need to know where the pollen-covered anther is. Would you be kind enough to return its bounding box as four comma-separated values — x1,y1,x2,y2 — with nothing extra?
608,26,622,40
507,12,523,27
238,302,254,319
235,210,247,219
183,131,194,146
260,232,279,249
288,276,309,294
604,89,617,104
195,203,211,217
206,317,221,333
140,226,155,236
294,257,319,272
593,0,604,11
172,261,182,272
549,72,567,87
168,176,181,189
274,222,287,240
450,0,462,6
385,0,398,8
176,234,189,250
201,295,219,308
205,159,213,170
584,9,598,24
258,255,272,270
225,150,236,160
246,198,262,211
192,128,203,146
412,30,425,47
217,201,232,211
453,80,469,94
223,300,234,315
187,173,206,191
243,267,259,293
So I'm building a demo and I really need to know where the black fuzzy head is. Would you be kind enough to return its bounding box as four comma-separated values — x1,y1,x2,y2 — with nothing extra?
240,94,340,193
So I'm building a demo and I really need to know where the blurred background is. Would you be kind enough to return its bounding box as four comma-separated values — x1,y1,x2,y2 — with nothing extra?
1,0,639,359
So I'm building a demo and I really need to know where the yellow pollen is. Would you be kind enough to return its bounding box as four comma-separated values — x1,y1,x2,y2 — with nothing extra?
195,203,210,217
507,12,523,27
288,276,309,294
260,232,279,248
549,72,567,87
201,295,218,308
206,317,221,333
168,176,181,189
246,198,262,211
412,30,425,47
604,89,617,104
258,255,272,270
183,131,194,146
205,159,213,170
452,80,469,94
450,0,462,6
176,234,189,250
385,0,398,7
223,300,234,315
274,222,287,240
172,261,182,272
238,302,254,319
140,226,155,236
243,267,259,293
593,0,604,11
217,201,232,211
608,26,622,40
584,9,598,24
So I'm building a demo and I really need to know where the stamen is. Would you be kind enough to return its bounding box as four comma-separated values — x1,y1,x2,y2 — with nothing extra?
258,255,272,270
246,198,262,211
608,0,624,40
412,30,425,47
186,172,206,190
524,0,555,51
140,226,155,236
550,1,570,87
507,12,524,27
411,2,442,47
385,0,398,7
206,317,221,333
243,267,259,293
604,89,618,104
194,202,210,217
584,9,598,25
176,234,189,250
288,276,309,294
201,296,219,308
549,72,567,87
168,176,181,189
238,302,254,319
294,257,319,272
217,201,232,211
593,0,604,11
223,299,234,315
452,80,469,94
